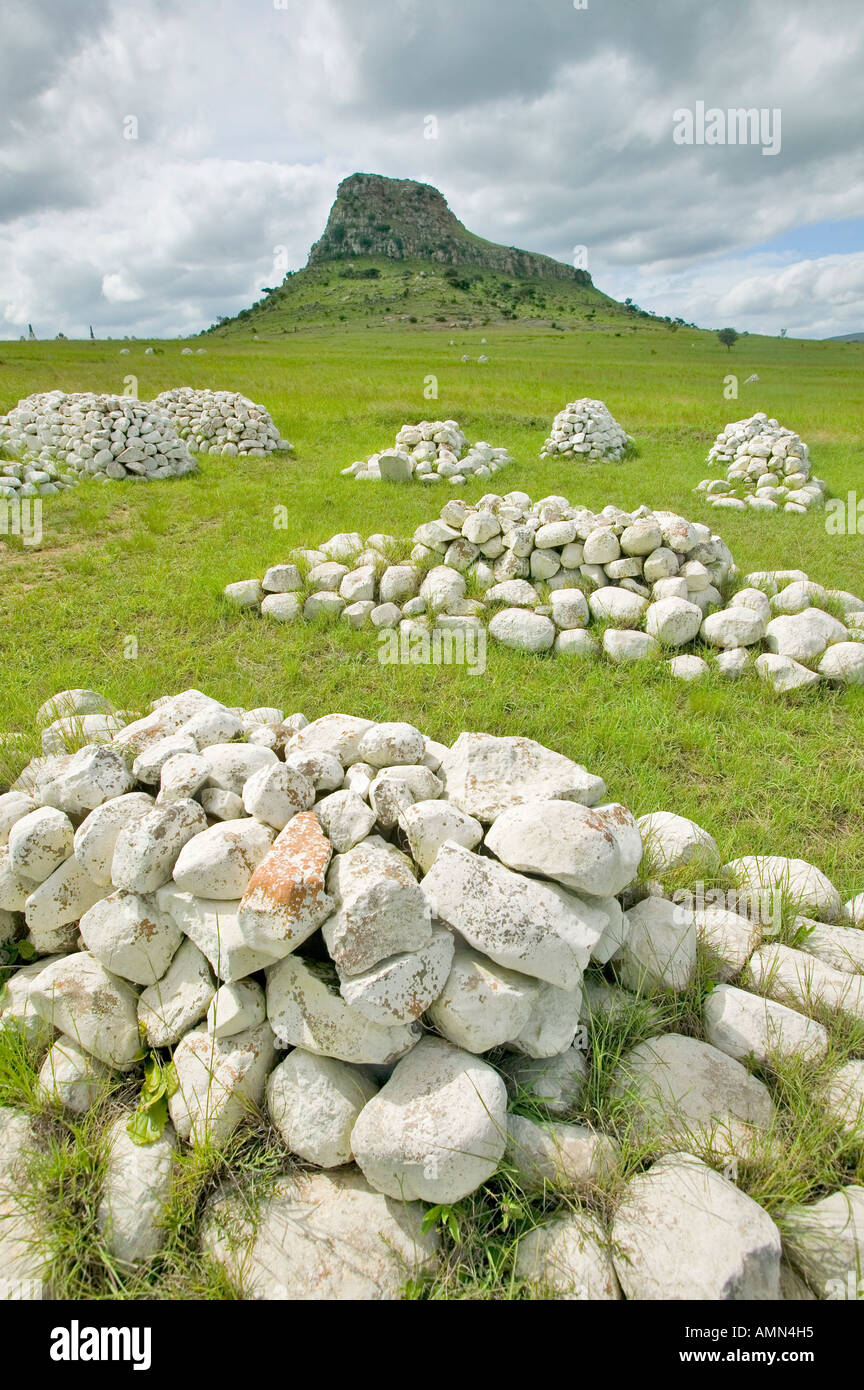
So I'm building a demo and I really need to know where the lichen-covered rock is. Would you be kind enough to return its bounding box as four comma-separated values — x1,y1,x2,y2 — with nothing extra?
0,1107,50,1298
797,919,864,975
337,925,454,1025
40,744,134,816
97,1115,176,1266
323,836,431,976
266,954,421,1064
266,1050,377,1167
235,812,334,962
704,983,829,1066
79,890,183,985
422,841,609,989
314,791,376,853
241,763,315,829
350,1036,508,1203
207,979,266,1039
612,1032,774,1156
781,1186,864,1298
171,819,275,900
154,888,259,982
7,807,74,882
28,952,141,1069
73,793,155,886
636,811,719,873
612,1153,781,1299
618,897,697,993
824,1061,864,1142
202,1167,438,1300
694,905,760,981
0,955,63,1047
427,944,538,1053
37,1038,108,1113
137,938,215,1047
747,943,864,1026
485,800,642,898
168,1021,277,1146
506,1114,620,1192
440,732,605,822
515,1212,621,1299
725,856,843,922
112,798,208,894
24,855,106,953
508,979,584,1058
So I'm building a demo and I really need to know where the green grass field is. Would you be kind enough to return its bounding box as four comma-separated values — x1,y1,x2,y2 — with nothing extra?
2,325,863,891
2,322,864,1299
210,254,621,335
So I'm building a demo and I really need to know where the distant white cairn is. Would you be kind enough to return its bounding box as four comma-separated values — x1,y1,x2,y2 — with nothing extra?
696,412,827,516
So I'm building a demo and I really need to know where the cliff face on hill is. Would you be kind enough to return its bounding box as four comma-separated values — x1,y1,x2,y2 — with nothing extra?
307,173,590,284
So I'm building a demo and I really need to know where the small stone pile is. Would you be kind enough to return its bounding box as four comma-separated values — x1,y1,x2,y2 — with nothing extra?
696,413,826,514
2,687,863,1298
154,388,290,457
224,494,864,690
0,392,197,484
0,457,78,501
540,399,633,461
342,419,513,483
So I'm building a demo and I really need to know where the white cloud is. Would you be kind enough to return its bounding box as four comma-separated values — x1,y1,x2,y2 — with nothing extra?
719,254,864,318
101,272,142,303
596,249,864,339
0,0,863,338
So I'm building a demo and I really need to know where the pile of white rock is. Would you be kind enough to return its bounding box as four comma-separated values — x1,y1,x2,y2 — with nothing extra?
154,388,290,457
0,392,197,484
0,456,78,500
342,419,513,483
696,413,827,514
2,687,863,1299
540,399,633,462
224,494,864,690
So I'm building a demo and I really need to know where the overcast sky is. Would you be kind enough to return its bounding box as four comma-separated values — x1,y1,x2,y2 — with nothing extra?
1,0,863,340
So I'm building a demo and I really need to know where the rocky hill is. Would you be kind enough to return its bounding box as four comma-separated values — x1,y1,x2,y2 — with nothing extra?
307,173,589,284
208,173,674,336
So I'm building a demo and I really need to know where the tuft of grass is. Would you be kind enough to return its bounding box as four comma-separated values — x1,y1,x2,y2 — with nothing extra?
735,1048,864,1217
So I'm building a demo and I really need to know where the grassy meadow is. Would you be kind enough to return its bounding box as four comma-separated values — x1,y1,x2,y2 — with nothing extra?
2,323,864,1301
2,324,863,892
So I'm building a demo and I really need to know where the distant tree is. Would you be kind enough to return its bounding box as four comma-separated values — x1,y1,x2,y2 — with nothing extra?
717,327,739,351
780,328,787,338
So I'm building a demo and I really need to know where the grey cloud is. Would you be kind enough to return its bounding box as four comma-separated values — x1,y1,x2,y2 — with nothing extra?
1,0,863,338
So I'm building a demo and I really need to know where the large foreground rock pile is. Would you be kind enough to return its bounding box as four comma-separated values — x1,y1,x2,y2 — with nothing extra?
0,392,198,485
154,388,289,457
696,413,826,514
540,399,633,461
224,494,864,689
342,419,513,483
1,687,863,1298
